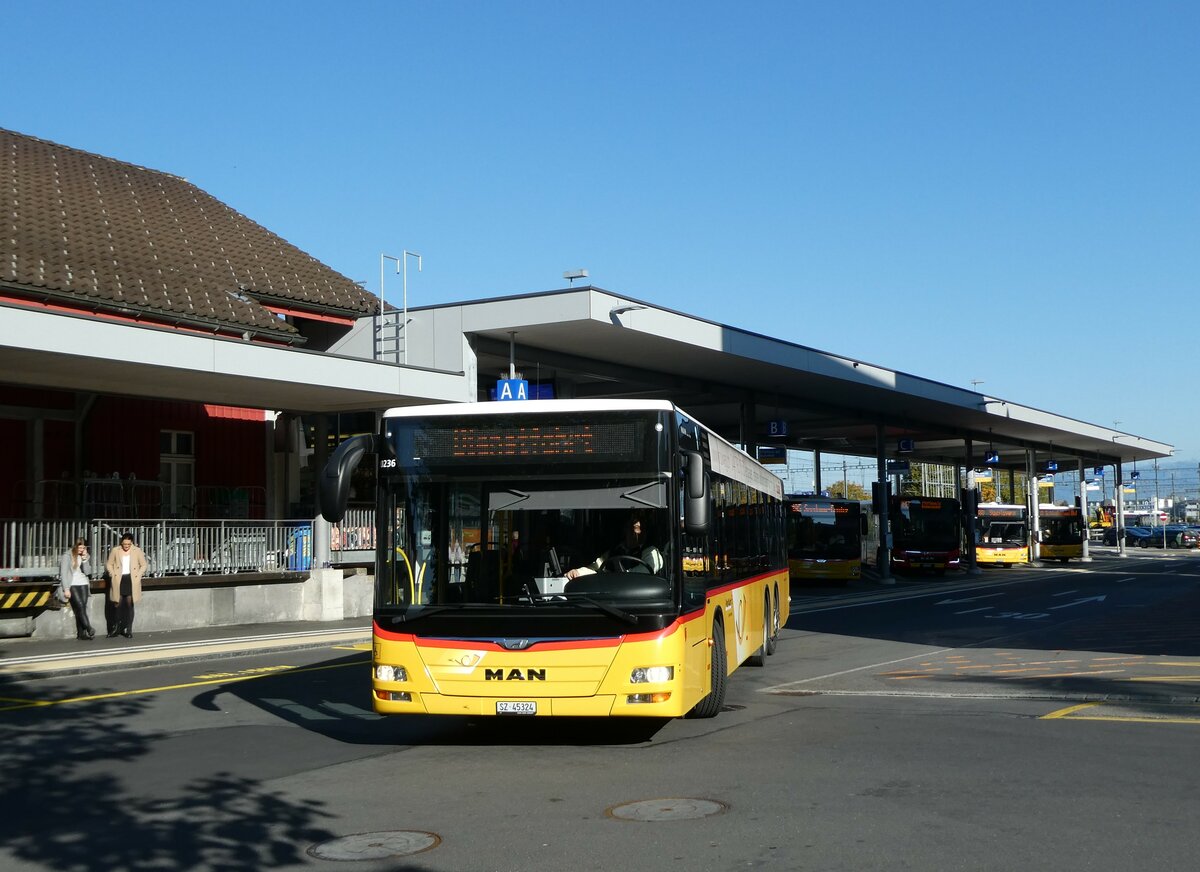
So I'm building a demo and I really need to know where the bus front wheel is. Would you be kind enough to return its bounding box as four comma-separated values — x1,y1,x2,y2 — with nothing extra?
687,619,727,719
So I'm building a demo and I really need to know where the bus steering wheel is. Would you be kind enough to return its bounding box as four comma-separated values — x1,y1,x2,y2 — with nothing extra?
601,554,652,573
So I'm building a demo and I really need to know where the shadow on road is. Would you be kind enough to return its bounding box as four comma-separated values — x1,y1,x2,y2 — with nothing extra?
788,572,1200,658
188,651,670,747
0,677,342,872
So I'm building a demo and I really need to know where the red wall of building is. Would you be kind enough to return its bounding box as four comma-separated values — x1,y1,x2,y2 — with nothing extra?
0,418,24,517
85,398,265,488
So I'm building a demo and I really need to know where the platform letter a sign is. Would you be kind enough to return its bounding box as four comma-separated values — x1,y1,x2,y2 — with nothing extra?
496,378,529,401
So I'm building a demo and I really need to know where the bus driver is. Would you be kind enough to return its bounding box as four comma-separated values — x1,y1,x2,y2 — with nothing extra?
565,513,664,579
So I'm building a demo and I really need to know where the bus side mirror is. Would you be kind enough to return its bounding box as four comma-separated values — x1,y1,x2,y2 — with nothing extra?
319,434,378,523
684,451,710,535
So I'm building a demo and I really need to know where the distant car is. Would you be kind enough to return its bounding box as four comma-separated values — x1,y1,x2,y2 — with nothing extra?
1141,526,1199,548
1103,526,1154,547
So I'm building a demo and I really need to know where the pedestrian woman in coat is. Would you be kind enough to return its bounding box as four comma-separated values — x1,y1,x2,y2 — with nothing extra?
58,537,95,640
105,532,147,639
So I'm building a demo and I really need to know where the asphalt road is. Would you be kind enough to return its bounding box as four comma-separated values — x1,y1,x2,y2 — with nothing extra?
3,550,1199,871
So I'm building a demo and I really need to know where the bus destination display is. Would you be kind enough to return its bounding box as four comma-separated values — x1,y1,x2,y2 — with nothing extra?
412,421,645,463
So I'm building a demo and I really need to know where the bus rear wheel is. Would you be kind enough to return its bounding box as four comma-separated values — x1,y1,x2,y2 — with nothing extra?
687,619,727,719
766,586,779,656
747,596,770,667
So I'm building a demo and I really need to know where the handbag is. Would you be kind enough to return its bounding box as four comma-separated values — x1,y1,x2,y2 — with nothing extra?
47,586,67,610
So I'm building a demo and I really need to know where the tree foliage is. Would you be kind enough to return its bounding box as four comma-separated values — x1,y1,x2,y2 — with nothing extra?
827,480,868,500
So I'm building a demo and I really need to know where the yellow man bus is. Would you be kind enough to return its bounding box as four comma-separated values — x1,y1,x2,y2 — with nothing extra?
975,503,1029,566
785,495,865,584
1038,505,1085,562
320,399,788,719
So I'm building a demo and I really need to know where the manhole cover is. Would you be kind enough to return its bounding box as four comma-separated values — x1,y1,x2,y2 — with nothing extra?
606,798,728,821
307,830,440,861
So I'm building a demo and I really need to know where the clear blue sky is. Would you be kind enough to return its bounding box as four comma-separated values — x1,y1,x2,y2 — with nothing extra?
7,1,1199,473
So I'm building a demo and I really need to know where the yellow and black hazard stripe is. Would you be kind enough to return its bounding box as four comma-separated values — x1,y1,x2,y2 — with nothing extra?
0,584,54,610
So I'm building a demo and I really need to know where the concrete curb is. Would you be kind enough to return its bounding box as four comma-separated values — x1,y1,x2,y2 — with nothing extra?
0,626,372,682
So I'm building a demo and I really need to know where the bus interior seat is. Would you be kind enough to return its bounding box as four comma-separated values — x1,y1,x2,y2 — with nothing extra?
465,549,501,603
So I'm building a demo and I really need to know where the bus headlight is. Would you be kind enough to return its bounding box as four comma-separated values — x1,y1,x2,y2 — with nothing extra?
375,664,408,682
630,666,674,684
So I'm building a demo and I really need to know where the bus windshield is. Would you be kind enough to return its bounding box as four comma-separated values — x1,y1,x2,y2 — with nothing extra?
979,520,1026,545
787,500,860,560
382,474,673,610
893,499,961,551
1041,513,1083,544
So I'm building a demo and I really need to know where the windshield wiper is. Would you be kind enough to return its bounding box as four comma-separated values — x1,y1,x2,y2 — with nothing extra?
555,594,639,625
390,603,467,623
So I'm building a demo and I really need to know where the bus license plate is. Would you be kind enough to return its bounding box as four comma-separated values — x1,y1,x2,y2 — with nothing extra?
496,701,537,715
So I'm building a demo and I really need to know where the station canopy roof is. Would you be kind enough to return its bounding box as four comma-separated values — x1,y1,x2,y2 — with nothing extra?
424,287,1171,471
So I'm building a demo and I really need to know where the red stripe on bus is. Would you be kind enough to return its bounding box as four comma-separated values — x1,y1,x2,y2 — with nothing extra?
705,569,786,599
373,615,697,650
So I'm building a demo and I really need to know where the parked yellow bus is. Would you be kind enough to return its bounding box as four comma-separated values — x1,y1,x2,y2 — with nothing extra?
975,503,1029,566
1038,505,1085,562
785,495,865,584
320,399,788,719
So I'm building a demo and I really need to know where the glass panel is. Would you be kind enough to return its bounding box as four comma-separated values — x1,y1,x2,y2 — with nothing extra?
380,474,672,609
788,501,861,560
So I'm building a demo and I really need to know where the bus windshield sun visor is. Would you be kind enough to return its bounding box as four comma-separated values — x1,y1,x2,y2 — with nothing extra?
486,482,666,512
319,433,378,523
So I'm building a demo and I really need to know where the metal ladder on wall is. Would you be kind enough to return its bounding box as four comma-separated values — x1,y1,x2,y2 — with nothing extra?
373,311,408,364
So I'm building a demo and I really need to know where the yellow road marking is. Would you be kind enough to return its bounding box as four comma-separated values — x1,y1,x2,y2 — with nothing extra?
1042,702,1101,719
0,658,369,713
1125,676,1200,682
1042,701,1200,724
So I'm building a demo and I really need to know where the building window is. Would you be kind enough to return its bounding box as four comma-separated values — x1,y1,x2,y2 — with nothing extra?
160,430,195,518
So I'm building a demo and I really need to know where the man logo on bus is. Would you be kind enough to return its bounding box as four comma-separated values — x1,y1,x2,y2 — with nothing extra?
485,668,546,681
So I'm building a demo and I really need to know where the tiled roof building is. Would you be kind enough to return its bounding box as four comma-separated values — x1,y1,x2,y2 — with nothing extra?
1,128,377,346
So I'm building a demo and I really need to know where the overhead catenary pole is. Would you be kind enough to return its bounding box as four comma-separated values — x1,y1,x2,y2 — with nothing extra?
1078,458,1091,562
1115,460,1126,557
875,423,893,585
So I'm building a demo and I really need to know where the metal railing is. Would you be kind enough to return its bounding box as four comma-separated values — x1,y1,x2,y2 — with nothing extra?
1,518,313,579
331,508,375,552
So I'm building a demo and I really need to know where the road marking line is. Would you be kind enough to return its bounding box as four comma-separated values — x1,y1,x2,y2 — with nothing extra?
0,657,368,713
1061,714,1200,725
763,646,954,692
770,688,1105,701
